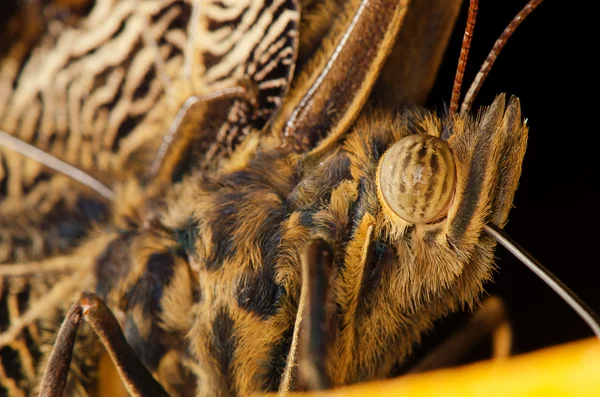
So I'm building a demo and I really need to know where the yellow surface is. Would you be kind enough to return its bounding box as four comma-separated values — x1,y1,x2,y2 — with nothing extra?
285,338,600,397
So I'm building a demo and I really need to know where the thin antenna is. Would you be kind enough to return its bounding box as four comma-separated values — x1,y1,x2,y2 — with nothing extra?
0,130,114,200
460,0,544,114
484,223,600,341
449,0,479,116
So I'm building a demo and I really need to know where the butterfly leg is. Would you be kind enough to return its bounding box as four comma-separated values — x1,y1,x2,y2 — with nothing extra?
39,292,169,397
279,239,335,394
298,239,335,391
408,296,512,373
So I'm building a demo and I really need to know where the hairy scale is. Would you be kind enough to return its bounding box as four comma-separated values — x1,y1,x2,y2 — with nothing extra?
0,0,531,396
0,0,300,394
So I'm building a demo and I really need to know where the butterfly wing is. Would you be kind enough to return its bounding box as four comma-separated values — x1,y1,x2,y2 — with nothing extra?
0,0,300,260
0,1,299,395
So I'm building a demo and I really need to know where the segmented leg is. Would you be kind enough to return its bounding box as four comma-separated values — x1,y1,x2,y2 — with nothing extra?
39,292,169,397
279,239,335,394
298,239,335,391
39,304,83,396
408,296,512,373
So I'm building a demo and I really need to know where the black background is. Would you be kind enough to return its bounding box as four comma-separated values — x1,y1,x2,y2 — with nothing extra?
426,0,599,356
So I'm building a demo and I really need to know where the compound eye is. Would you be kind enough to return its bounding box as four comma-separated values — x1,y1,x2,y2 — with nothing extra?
377,134,456,224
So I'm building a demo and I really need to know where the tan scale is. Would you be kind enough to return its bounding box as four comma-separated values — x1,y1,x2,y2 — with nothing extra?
0,0,552,396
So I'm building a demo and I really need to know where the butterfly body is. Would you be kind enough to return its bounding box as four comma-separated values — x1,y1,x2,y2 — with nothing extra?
0,0,535,396
85,96,525,396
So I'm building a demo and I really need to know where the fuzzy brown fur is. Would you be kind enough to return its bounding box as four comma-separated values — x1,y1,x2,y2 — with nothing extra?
0,1,529,396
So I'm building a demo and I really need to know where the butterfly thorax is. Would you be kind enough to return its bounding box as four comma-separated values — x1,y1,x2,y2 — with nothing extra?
108,98,525,395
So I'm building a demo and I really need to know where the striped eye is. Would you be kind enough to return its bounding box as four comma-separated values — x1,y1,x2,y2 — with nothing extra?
377,134,456,224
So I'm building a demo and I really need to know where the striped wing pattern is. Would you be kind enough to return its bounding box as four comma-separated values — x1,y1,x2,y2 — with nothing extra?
0,0,193,262
187,0,300,168
0,0,299,395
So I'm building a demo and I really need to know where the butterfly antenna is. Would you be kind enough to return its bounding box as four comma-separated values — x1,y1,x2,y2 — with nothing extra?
460,0,544,114
484,224,600,341
449,0,479,116
0,130,115,200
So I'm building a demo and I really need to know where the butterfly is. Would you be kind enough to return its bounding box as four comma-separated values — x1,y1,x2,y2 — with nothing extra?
0,0,597,396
